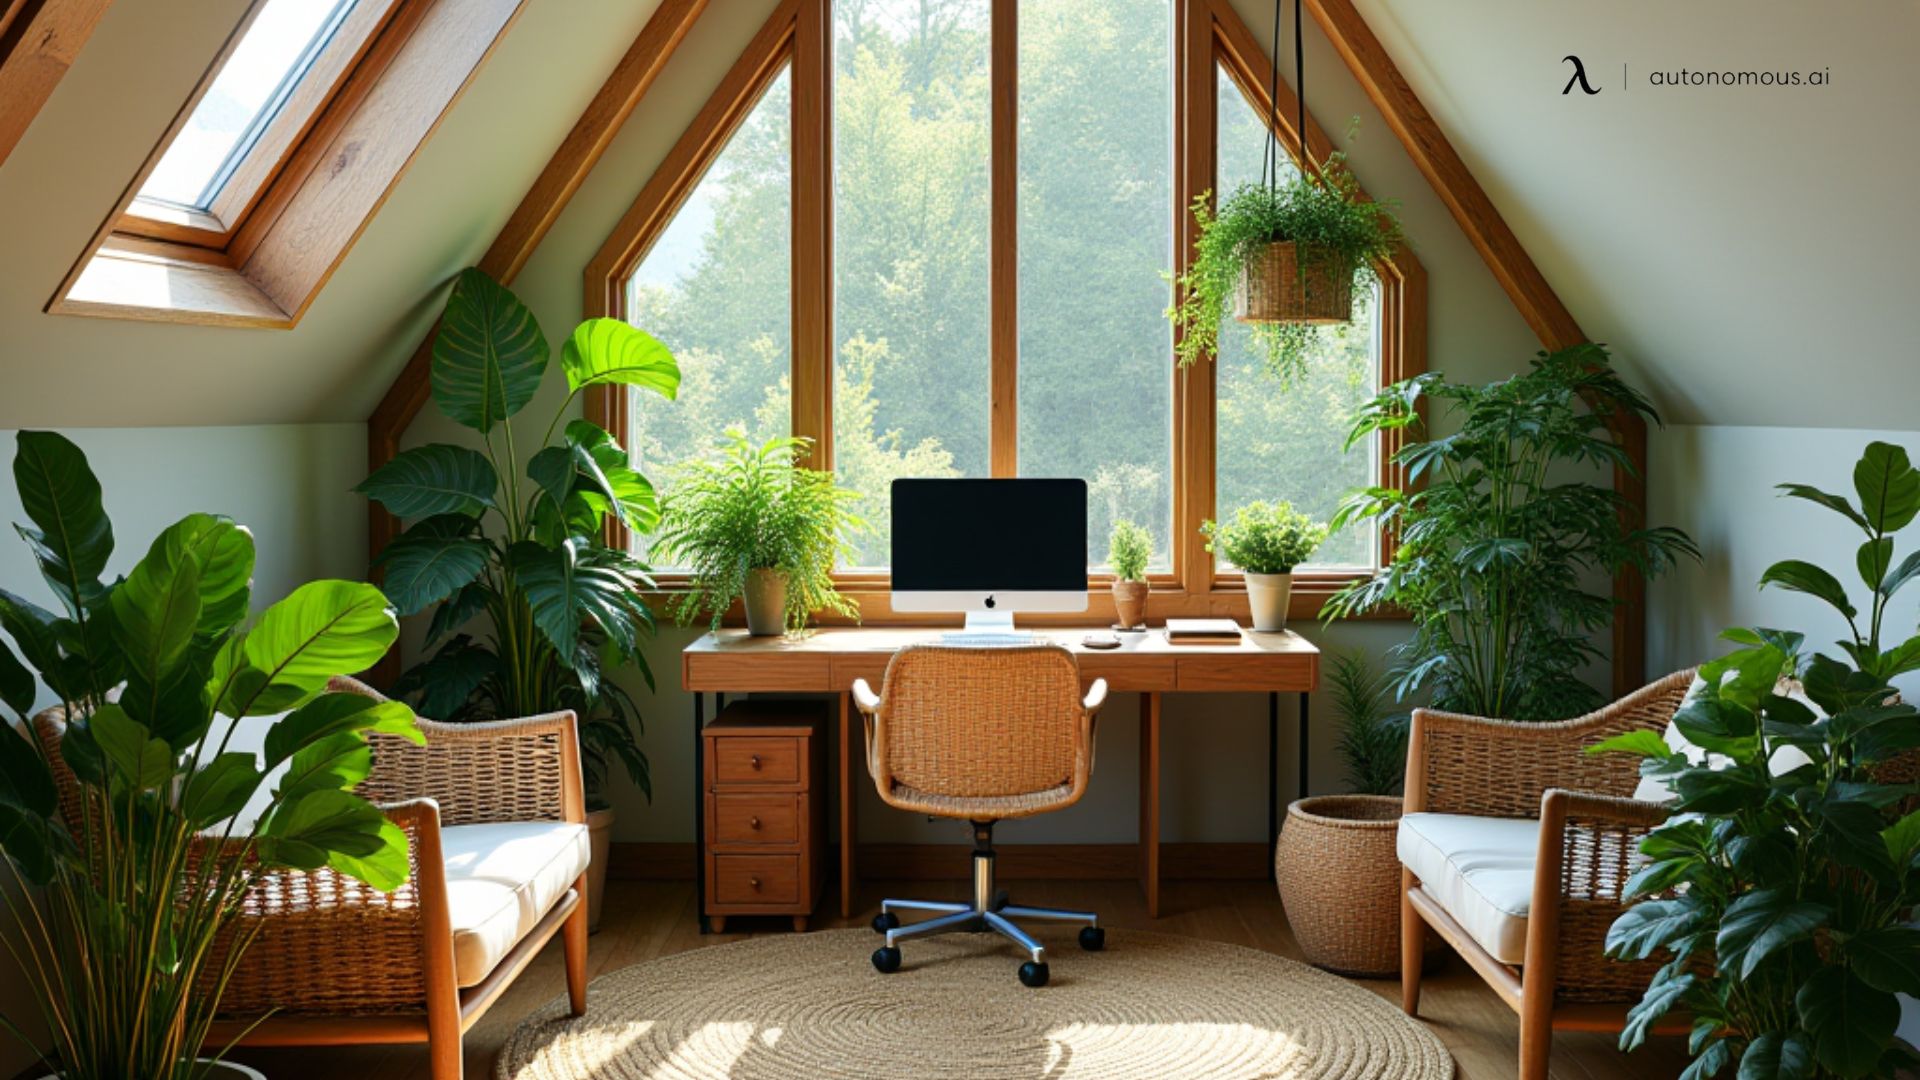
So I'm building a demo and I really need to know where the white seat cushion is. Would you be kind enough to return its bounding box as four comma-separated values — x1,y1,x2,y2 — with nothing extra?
1397,812,1537,965
443,821,589,987
1631,676,1819,802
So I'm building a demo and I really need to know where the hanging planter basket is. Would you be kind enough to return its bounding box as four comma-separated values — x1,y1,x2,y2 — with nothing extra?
1234,240,1354,325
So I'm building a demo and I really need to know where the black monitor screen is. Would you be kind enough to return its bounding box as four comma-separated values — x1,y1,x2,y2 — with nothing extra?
890,479,1087,592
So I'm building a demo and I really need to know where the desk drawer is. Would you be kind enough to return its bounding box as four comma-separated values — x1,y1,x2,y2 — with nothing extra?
712,854,801,905
712,737,803,785
712,793,802,845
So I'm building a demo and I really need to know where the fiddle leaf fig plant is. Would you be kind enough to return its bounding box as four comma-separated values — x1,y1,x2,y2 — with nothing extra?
1593,441,1920,1080
0,431,420,1080
358,268,680,805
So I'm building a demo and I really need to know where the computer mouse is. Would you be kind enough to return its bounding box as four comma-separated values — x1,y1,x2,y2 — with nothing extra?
1082,632,1121,649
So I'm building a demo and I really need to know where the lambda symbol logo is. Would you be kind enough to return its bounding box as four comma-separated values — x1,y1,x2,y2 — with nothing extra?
1562,55,1601,95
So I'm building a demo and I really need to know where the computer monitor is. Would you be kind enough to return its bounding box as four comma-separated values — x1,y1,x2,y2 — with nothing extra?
890,478,1087,631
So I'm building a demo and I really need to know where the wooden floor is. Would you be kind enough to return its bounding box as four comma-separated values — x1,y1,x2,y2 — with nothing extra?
230,877,1691,1079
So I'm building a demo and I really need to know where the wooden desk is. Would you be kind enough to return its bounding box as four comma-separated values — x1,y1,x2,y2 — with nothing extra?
682,627,1319,923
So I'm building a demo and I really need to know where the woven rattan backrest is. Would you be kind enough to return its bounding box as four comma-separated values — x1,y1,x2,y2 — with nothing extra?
875,644,1085,798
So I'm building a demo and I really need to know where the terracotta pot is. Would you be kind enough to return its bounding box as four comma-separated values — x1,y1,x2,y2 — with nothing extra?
1234,239,1355,325
586,806,614,933
1111,579,1148,629
743,567,787,636
1244,571,1293,632
1274,795,1437,978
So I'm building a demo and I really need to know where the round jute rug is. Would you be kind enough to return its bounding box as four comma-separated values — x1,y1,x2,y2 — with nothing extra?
497,928,1452,1079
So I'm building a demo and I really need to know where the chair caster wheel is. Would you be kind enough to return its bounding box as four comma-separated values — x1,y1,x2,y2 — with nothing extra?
872,946,902,974
1018,961,1049,988
1079,926,1105,952
872,912,899,934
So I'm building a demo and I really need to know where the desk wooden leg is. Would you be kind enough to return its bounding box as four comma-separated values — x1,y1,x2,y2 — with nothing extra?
693,691,708,934
1138,691,1161,918
839,690,857,918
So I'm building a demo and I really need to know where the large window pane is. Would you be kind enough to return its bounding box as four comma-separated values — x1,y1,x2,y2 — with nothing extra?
623,69,793,564
1017,0,1173,570
832,0,990,568
1214,69,1379,568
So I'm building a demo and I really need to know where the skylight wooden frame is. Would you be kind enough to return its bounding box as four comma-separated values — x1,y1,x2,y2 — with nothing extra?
582,0,1423,625
46,0,526,329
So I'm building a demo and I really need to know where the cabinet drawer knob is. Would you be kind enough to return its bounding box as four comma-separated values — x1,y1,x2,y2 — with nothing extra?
749,877,761,890
749,754,762,769
749,816,761,829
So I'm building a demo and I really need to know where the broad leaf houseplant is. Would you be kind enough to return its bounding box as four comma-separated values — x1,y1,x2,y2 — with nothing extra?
0,432,419,1080
357,267,678,928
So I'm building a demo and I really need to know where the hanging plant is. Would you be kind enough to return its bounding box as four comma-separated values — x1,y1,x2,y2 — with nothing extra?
1166,0,1402,384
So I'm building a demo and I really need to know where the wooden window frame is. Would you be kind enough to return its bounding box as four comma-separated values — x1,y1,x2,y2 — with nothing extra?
585,0,1424,627
46,0,526,328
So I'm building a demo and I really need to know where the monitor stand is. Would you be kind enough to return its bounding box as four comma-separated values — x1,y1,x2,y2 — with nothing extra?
961,610,1018,634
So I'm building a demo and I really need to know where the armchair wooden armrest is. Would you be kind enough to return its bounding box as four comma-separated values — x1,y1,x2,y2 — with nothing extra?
1528,788,1674,1009
329,676,584,827
1404,669,1697,818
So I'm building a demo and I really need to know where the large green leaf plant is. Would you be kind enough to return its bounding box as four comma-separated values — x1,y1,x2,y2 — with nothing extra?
0,432,420,1079
357,269,679,807
1595,442,1920,1079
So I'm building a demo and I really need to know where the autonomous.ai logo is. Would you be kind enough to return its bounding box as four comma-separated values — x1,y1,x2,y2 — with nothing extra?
1562,55,1600,95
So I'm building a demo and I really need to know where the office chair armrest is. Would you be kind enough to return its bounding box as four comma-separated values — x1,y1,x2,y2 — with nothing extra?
1082,678,1109,714
851,678,881,714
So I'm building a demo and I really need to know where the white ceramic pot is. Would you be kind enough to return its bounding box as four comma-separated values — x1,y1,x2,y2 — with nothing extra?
743,567,788,636
42,1062,266,1080
586,805,614,933
1245,571,1294,632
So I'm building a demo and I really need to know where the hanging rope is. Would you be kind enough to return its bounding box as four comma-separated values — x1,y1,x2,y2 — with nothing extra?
1261,0,1282,192
1294,0,1306,172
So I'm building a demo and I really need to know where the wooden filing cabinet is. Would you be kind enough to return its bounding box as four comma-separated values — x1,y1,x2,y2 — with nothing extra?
702,700,827,932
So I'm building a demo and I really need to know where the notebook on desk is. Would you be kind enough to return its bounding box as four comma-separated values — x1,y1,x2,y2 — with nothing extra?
1162,618,1244,645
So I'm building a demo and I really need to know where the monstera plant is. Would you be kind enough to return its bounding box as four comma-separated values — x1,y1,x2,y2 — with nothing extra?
356,268,678,814
0,431,419,1079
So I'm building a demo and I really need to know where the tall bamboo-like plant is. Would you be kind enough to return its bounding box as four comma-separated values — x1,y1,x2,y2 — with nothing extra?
357,269,679,805
0,432,419,1079
1323,345,1700,721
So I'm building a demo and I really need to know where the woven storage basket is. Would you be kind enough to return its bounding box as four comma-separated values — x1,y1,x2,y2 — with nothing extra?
1274,794,1406,977
1234,240,1354,324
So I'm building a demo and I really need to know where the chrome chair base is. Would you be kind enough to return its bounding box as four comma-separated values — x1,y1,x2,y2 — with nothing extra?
870,839,1102,987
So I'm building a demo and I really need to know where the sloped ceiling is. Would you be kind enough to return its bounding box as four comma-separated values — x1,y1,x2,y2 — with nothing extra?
1348,0,1920,428
0,0,668,428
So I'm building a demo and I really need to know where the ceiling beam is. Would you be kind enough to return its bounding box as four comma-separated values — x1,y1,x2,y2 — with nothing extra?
0,0,114,170
1301,0,1648,694
364,0,711,558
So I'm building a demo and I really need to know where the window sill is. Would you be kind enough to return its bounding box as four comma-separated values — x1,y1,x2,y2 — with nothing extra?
47,237,292,328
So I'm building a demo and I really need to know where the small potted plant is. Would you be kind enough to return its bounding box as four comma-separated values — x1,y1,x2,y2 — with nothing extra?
1107,519,1152,629
656,429,863,635
1201,500,1327,631
1168,152,1401,384
1275,652,1418,977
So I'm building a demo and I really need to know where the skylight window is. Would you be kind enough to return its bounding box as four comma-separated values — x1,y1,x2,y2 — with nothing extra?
139,0,359,211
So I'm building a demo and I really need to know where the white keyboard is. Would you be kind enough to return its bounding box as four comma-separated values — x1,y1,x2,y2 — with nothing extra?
938,632,1040,647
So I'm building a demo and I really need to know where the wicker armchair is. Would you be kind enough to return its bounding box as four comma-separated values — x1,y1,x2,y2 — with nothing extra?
1397,669,1697,1080
853,643,1109,988
34,676,590,1080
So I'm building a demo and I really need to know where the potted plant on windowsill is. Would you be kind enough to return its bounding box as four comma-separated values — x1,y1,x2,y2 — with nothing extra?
655,430,863,636
1201,500,1327,631
1107,520,1152,630
358,267,679,932
1,432,420,1080
1169,152,1401,384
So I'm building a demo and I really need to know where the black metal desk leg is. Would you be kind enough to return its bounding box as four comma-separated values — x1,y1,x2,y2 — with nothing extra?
693,690,707,934
1298,691,1310,801
1267,692,1279,861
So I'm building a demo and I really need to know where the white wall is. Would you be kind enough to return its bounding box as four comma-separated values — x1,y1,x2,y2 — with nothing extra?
1648,424,1920,696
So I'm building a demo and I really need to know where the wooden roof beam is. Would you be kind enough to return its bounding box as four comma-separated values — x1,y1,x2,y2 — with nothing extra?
0,0,114,170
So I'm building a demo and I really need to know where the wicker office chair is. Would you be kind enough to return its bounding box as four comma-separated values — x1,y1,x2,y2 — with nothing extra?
852,643,1109,987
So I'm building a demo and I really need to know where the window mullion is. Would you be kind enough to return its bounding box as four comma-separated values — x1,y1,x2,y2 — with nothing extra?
988,0,1018,479
792,0,833,471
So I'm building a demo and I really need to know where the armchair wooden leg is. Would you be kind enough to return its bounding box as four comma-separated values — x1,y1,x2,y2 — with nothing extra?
1517,999,1552,1080
1399,870,1423,1017
427,994,462,1080
564,876,590,1017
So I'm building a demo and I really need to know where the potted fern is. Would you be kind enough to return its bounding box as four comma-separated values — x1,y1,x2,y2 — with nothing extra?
655,430,863,635
1106,519,1152,629
1,432,419,1080
1201,500,1327,631
1169,152,1401,384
